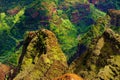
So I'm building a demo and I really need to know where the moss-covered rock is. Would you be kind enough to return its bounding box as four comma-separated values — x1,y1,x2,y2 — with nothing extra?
68,27,120,80
13,29,68,80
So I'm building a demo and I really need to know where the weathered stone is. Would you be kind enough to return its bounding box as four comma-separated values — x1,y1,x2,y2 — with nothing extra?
13,29,68,80
108,9,120,27
0,63,11,80
68,28,120,80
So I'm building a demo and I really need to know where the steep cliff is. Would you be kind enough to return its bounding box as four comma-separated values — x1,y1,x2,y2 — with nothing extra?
68,28,120,80
13,29,68,80
0,0,107,64
0,0,120,79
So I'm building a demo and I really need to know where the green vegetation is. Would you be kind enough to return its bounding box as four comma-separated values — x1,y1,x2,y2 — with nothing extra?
13,8,25,24
111,26,120,34
0,13,10,32
14,29,67,80
0,8,25,66
0,0,119,66
90,4,106,21
50,17,78,58
80,15,110,46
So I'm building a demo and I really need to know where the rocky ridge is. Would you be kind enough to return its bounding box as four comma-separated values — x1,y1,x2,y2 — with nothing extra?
13,29,68,80
68,28,120,80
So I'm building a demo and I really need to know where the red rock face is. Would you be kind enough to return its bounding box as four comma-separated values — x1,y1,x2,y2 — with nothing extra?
70,4,90,24
7,8,20,15
0,64,11,80
52,8,57,14
71,11,80,23
25,8,40,18
53,73,83,80
0,69,5,80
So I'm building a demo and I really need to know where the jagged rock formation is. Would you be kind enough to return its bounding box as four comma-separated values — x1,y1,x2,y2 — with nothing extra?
68,28,120,80
0,0,120,80
53,73,83,80
108,9,120,27
13,29,68,80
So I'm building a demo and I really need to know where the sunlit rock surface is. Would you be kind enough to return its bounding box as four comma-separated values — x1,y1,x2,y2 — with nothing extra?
53,73,83,80
14,29,68,80
68,28,120,80
0,63,11,80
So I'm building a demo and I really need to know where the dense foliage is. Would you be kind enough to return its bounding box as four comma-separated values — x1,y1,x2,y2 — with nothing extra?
0,0,119,66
